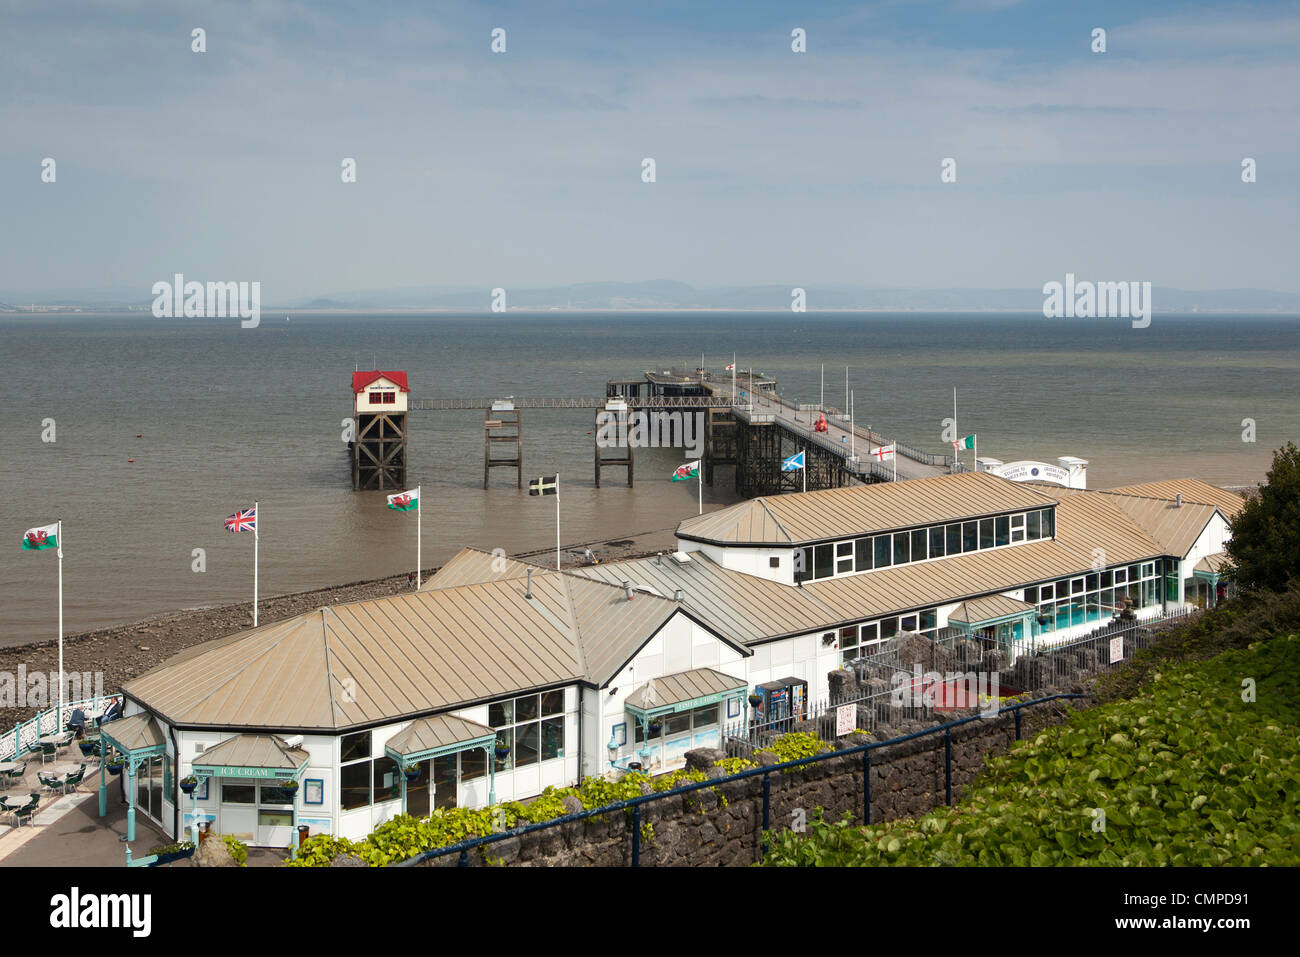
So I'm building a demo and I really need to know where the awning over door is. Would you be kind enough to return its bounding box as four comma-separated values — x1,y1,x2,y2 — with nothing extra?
100,713,166,758
948,594,1037,628
1193,552,1231,582
192,734,310,780
383,714,496,766
624,667,747,720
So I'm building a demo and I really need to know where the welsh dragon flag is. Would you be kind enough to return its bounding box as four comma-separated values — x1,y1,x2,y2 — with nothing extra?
671,461,700,482
387,489,419,511
953,434,975,450
21,524,58,551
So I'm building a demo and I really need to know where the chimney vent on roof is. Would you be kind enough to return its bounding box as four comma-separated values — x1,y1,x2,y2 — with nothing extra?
1175,493,1183,509
525,567,533,599
656,552,663,565
671,550,692,565
673,589,684,602
622,580,634,601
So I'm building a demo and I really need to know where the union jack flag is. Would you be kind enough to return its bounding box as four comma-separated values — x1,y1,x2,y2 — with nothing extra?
224,506,257,533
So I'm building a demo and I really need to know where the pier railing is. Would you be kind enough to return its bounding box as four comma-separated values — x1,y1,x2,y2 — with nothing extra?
1,693,124,764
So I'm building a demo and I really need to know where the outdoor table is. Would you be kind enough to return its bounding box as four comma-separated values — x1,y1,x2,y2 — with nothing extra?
0,762,20,789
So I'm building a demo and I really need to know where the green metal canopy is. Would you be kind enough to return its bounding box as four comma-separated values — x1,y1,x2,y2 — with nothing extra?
192,733,310,780
948,594,1037,630
100,712,166,758
624,668,746,720
383,714,496,765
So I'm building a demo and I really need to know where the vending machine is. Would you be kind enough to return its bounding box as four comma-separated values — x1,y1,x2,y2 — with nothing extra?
780,676,809,723
754,681,790,733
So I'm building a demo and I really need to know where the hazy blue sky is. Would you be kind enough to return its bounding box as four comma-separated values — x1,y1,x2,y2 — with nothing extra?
2,0,1297,300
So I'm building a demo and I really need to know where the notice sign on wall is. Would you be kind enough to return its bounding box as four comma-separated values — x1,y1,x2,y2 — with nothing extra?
836,703,857,737
1110,636,1125,664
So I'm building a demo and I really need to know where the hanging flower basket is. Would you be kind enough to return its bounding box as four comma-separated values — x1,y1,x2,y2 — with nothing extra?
279,779,300,795
748,693,763,708
403,766,421,783
494,744,511,761
647,721,662,736
107,761,123,776
179,776,199,795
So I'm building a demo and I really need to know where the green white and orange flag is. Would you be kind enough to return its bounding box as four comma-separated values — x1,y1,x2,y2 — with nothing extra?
952,434,976,451
387,489,419,511
21,524,58,551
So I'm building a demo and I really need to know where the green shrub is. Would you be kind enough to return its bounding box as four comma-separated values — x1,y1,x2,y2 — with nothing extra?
761,633,1300,866
757,731,830,764
221,834,249,866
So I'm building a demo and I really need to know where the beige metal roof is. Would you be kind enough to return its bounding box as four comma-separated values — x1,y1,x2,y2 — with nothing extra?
384,714,495,757
676,472,1058,546
1101,496,1220,556
125,568,717,731
194,734,309,772
1103,479,1246,516
1195,552,1232,574
624,668,746,711
422,547,538,589
1053,492,1168,564
101,713,165,753
948,595,1036,625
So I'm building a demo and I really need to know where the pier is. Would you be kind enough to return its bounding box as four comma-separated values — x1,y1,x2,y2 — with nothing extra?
374,367,959,497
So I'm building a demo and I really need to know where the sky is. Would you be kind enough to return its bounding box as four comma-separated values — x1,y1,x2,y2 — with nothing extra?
1,0,1298,302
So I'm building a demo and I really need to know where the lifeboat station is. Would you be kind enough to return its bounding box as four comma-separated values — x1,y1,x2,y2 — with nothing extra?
108,471,1243,848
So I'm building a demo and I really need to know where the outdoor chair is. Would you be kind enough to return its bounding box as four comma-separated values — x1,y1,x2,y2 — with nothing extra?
1,793,39,827
4,761,26,790
37,742,56,765
63,765,86,792
36,771,63,795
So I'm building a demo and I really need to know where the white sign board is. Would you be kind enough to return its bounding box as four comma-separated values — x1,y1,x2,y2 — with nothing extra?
1109,637,1124,664
991,461,1071,486
835,703,857,737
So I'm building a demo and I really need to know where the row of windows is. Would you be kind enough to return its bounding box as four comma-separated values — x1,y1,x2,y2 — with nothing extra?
368,390,397,404
633,704,719,744
797,509,1056,583
490,691,566,771
834,609,941,665
1031,562,1165,635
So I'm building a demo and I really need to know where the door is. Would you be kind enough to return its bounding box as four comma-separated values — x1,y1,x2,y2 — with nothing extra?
406,759,431,818
431,755,458,810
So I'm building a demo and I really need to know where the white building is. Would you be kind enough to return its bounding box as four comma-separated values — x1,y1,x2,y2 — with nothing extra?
106,471,1243,849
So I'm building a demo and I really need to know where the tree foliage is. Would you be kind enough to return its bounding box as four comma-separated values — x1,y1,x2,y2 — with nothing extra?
1227,442,1300,593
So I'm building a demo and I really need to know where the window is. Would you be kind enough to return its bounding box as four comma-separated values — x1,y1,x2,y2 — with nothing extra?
1026,511,1041,540
373,757,400,802
340,730,376,811
855,538,872,572
995,516,1010,547
1040,583,1054,600
836,541,853,574
797,547,812,581
494,692,566,767
911,529,927,562
1040,509,1055,538
893,532,910,565
814,544,833,580
261,783,297,806
962,521,978,553
1114,568,1128,585
901,614,918,632
1141,562,1155,578
929,526,945,560
920,609,937,631
946,524,961,555
979,518,994,549
874,536,892,568
222,785,255,804
1010,513,1026,543
1071,578,1085,595
769,556,780,568
461,746,486,782
1086,572,1100,591
881,617,899,639
1024,585,1038,604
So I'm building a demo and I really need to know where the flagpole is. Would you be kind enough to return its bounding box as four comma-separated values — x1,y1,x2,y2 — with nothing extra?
802,450,807,493
894,444,898,482
252,501,259,627
57,519,64,721
973,435,977,474
698,466,702,515
555,475,561,571
731,354,736,404
416,484,422,588
850,390,855,463
953,388,958,471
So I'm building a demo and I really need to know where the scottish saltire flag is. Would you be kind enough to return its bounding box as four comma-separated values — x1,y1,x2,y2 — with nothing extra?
529,474,559,496
224,506,257,532
953,434,975,450
21,523,58,551
781,451,805,472
387,489,419,511
671,462,699,482
871,444,896,461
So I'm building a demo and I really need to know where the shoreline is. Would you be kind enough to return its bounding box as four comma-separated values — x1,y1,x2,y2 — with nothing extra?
0,526,681,731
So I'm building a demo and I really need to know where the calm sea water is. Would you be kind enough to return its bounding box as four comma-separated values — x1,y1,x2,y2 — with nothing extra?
2,312,1297,646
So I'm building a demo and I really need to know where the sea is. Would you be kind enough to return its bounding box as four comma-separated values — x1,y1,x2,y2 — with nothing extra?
2,311,1297,647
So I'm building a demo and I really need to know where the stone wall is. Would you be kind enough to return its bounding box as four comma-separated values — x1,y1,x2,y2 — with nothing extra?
418,697,1083,867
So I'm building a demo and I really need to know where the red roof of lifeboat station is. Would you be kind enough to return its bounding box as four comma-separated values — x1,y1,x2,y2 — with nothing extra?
352,371,410,394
